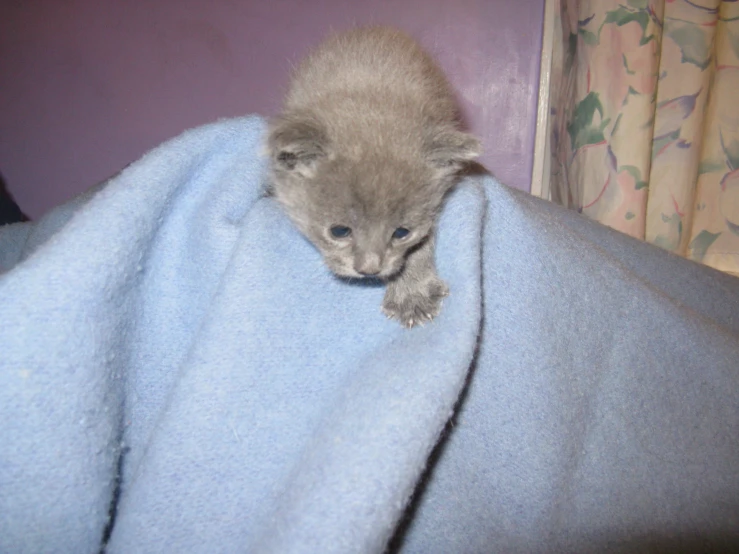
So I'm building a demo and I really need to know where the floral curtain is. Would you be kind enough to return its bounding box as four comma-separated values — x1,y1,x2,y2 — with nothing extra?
548,0,739,276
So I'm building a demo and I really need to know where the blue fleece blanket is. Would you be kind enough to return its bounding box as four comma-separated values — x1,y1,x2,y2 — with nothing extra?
2,116,738,553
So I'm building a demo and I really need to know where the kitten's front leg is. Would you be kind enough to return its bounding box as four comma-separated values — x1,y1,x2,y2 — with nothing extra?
382,234,448,328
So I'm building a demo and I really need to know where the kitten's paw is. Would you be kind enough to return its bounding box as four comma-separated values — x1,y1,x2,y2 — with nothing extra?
382,277,449,328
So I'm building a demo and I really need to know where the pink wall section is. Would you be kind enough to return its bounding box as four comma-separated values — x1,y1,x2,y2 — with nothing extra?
0,0,544,219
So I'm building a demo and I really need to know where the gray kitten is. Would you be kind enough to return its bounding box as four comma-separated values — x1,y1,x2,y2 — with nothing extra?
267,26,480,327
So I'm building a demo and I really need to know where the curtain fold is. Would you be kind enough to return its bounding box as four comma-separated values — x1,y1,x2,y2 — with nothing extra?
548,0,739,275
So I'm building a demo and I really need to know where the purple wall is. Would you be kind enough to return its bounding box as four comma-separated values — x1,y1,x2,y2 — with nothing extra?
0,0,544,219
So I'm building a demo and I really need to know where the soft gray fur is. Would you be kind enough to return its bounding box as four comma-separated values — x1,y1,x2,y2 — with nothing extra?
267,26,480,327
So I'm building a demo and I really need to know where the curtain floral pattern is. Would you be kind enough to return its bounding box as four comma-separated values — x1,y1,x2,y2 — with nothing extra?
548,0,739,275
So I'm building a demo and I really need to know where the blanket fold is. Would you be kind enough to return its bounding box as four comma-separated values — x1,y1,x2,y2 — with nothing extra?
1,116,738,553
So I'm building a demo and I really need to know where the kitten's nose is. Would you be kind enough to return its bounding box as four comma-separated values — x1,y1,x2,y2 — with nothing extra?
355,252,382,276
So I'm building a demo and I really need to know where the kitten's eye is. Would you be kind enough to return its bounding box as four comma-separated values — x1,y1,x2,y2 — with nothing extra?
330,225,352,239
392,227,410,240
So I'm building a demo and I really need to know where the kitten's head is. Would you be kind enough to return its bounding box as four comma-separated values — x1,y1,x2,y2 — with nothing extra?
267,113,479,279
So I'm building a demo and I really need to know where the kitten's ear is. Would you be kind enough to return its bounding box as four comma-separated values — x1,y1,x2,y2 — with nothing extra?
268,114,329,178
424,127,481,174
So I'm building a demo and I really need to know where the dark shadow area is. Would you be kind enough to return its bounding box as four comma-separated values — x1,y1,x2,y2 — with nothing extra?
385,322,483,553
98,442,129,553
460,160,493,179
0,171,29,225
564,533,739,554
332,274,385,289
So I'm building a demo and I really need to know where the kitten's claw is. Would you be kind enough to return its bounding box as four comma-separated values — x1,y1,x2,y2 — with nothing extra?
382,277,449,328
